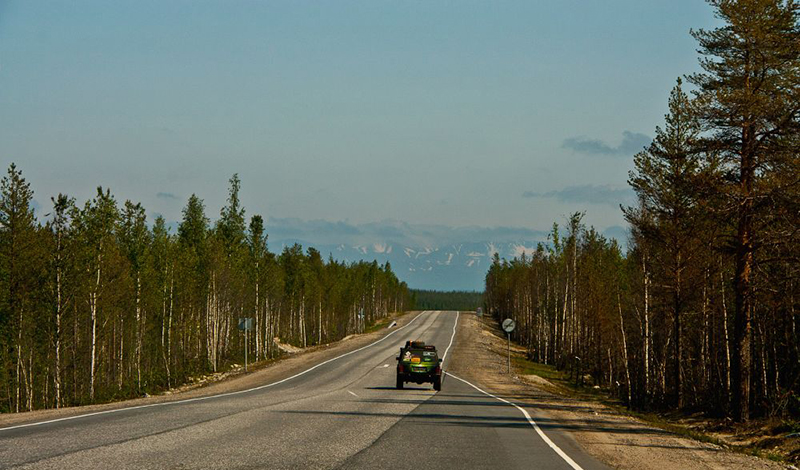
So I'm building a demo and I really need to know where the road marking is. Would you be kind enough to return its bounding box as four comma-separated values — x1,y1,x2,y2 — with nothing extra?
440,311,459,365
347,390,358,397
0,311,431,433
382,364,389,368
445,372,584,470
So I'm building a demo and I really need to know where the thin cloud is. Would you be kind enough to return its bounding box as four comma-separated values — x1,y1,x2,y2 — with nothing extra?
562,131,650,156
523,185,633,205
156,192,179,201
264,217,548,247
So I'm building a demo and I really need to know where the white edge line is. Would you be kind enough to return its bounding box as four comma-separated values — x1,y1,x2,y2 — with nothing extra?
0,311,431,433
445,371,584,470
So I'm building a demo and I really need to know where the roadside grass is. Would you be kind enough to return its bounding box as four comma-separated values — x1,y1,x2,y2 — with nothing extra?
492,320,795,465
512,357,566,382
364,317,392,334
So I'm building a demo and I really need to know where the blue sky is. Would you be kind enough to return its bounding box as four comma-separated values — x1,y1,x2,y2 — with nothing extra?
0,0,718,236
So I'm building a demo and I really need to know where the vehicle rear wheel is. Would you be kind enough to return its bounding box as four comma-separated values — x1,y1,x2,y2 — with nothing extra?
433,377,441,391
396,375,404,389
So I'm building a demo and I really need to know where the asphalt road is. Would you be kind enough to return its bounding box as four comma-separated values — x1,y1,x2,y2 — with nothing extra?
0,311,607,470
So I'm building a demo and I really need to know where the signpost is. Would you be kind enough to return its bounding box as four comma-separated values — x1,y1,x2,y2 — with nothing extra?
502,318,516,374
238,318,254,372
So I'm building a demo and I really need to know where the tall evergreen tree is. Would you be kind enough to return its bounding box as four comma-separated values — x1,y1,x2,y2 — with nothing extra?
625,80,708,407
0,163,39,412
690,0,800,421
46,194,75,409
73,187,121,401
119,201,149,391
0,164,410,412
218,174,246,257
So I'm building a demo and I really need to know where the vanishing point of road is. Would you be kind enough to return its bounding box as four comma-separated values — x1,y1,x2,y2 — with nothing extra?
0,311,608,470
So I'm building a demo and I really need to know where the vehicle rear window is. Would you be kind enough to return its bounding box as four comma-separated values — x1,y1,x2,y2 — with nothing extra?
406,350,437,362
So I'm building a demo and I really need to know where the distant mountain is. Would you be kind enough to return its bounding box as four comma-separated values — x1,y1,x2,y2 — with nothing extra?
157,217,627,291
270,239,544,291
259,218,546,290
266,220,627,291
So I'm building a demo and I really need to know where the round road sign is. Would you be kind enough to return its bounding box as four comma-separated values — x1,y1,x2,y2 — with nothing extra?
502,318,516,333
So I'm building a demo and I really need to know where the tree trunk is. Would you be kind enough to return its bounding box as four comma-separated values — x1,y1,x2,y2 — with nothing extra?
90,257,100,401
720,260,731,407
732,123,755,422
643,254,651,404
255,264,260,359
54,240,63,409
674,256,682,408
618,291,632,405
135,274,141,391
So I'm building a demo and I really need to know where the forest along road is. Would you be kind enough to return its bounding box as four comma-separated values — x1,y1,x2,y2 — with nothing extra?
0,311,607,470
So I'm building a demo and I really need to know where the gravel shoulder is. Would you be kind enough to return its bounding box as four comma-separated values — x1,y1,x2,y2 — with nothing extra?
448,312,790,470
0,310,420,429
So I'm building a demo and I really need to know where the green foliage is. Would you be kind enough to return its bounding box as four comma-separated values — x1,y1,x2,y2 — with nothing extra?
688,0,800,422
0,168,412,413
488,0,800,422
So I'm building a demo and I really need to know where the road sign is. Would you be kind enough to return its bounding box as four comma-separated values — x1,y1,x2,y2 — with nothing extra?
502,318,516,374
238,317,254,372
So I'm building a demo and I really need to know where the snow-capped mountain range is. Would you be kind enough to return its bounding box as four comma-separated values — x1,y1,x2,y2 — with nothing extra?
272,240,544,291
161,217,627,291
262,218,627,291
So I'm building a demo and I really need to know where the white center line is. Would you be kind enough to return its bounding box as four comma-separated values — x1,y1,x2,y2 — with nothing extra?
347,390,358,397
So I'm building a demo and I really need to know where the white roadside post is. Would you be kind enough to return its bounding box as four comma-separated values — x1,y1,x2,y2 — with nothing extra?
238,318,254,372
502,318,516,374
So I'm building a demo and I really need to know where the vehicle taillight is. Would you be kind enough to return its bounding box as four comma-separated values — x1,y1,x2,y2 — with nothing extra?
435,366,441,374
398,364,404,373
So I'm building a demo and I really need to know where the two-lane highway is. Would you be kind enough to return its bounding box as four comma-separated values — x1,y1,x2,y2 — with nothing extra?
0,311,607,469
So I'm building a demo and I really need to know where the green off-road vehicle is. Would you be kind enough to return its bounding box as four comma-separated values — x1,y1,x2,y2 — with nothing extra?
396,341,442,391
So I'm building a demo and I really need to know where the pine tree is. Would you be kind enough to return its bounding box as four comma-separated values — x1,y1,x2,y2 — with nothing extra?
177,194,210,375
625,80,709,408
0,163,39,412
248,215,267,358
119,201,149,391
218,174,246,257
73,187,120,401
46,194,75,408
148,216,177,389
689,0,800,421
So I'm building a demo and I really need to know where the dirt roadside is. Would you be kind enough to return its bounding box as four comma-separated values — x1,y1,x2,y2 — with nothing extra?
0,310,421,428
448,312,791,470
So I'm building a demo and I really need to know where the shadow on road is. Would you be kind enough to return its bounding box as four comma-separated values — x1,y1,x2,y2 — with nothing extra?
364,386,434,391
277,402,680,439
361,391,608,415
